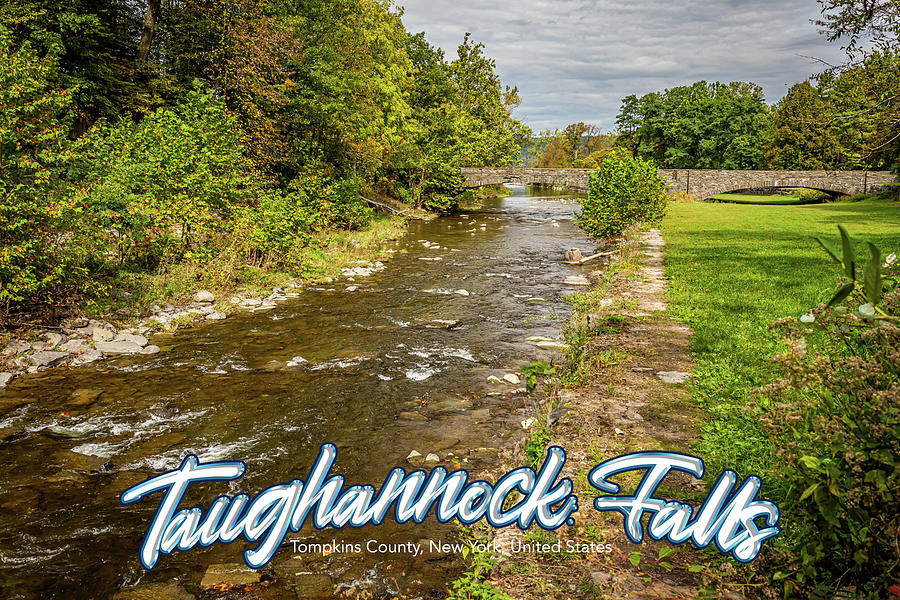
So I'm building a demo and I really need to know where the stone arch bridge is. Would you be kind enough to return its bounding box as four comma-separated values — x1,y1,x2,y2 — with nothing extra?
461,167,896,201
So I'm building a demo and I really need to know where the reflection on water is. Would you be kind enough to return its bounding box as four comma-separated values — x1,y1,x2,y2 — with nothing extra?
0,185,595,599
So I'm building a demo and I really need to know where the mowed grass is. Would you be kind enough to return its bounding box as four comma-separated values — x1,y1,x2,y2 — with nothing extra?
708,192,824,205
661,197,900,478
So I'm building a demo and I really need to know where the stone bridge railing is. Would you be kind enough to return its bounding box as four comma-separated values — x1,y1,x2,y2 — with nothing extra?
461,167,897,201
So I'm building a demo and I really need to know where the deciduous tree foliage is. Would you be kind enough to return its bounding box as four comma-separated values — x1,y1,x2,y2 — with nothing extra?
0,1,530,314
614,81,772,170
763,81,843,170
532,123,614,168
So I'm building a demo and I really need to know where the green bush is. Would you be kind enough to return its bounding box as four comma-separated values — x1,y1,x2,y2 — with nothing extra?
788,188,831,202
0,27,86,311
761,227,899,598
237,167,373,267
576,149,668,239
73,84,257,268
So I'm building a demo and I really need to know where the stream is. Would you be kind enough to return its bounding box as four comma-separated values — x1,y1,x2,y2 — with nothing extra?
0,185,595,599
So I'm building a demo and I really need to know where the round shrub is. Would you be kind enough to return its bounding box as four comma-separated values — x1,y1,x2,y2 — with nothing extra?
576,149,668,239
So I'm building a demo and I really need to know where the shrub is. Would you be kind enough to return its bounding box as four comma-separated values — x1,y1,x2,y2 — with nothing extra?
789,188,830,202
73,84,257,269
0,27,92,313
237,168,372,267
576,149,668,239
760,227,899,598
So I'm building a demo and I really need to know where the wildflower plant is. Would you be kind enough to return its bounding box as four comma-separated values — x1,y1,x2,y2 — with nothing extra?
760,226,898,598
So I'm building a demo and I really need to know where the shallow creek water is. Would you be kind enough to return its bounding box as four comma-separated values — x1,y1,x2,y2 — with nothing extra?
0,186,596,599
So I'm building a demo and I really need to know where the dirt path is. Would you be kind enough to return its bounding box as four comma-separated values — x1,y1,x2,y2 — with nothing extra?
487,229,751,599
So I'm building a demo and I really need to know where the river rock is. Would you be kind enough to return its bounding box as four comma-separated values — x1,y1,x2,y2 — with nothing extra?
487,375,503,384
69,388,103,407
566,248,584,262
399,411,428,422
1,341,30,356
287,356,307,366
59,339,90,354
564,275,591,286
94,340,143,355
429,319,461,329
434,437,460,452
200,563,260,588
66,316,90,329
43,332,66,349
432,398,471,410
115,333,148,347
29,351,72,368
528,339,570,352
424,453,441,466
74,349,103,364
53,449,108,472
193,290,215,303
0,373,13,388
656,371,691,384
113,582,195,600
293,574,335,599
454,289,470,297
524,297,546,303
92,326,115,342
471,408,491,420
241,298,263,307
141,345,161,355
206,311,227,321
503,373,521,385
406,450,424,466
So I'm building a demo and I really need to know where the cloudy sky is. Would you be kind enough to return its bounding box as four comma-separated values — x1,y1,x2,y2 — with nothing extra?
399,0,847,132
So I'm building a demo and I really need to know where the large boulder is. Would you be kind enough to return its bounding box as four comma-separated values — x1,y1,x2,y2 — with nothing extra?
59,339,91,354
1,341,30,356
200,563,260,588
28,351,72,368
114,333,148,347
0,373,13,388
113,582,195,600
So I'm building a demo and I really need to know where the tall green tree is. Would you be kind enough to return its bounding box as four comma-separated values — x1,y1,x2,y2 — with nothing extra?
449,33,530,167
763,81,843,169
0,26,85,310
614,81,771,169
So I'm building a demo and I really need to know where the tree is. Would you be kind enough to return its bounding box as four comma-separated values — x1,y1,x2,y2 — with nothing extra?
0,27,82,310
136,0,161,61
816,0,900,57
534,122,613,168
815,0,900,172
764,82,839,169
449,33,531,167
614,81,771,169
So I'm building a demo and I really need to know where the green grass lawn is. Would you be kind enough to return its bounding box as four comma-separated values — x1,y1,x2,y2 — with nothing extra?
708,192,826,205
661,197,900,477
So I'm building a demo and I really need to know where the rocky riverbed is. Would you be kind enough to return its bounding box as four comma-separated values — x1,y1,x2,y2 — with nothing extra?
0,186,599,600
0,261,393,388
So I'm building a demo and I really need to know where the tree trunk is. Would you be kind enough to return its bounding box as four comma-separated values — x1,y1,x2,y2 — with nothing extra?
137,0,162,61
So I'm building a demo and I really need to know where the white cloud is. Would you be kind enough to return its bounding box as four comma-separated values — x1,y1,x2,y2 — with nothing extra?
399,0,846,131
